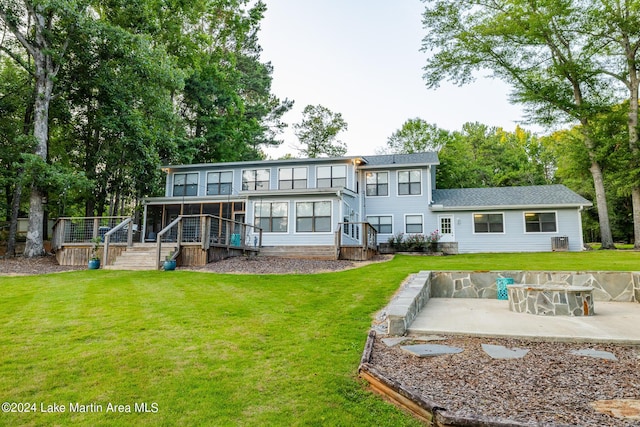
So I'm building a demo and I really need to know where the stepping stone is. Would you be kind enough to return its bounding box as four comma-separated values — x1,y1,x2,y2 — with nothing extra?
570,349,618,361
481,344,529,359
412,335,447,342
401,344,463,357
382,337,409,347
591,399,640,420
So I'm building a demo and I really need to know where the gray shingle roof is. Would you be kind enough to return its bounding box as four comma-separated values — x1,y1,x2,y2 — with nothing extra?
361,152,439,167
432,185,592,210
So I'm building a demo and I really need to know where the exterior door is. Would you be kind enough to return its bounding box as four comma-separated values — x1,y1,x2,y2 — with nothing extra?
438,215,454,242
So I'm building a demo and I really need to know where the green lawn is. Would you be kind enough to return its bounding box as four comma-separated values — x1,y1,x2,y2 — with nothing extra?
1,251,638,426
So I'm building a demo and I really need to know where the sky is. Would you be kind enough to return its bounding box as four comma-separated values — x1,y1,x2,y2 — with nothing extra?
258,0,530,158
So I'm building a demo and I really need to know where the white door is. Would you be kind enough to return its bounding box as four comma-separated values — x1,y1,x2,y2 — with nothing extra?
438,215,454,242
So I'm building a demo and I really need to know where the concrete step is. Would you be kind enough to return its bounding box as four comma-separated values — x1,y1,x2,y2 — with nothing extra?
105,244,177,270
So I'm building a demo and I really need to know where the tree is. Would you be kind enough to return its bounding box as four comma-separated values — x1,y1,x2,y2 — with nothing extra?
380,118,451,154
0,0,88,257
588,1,640,248
422,0,616,248
294,105,348,158
436,123,553,189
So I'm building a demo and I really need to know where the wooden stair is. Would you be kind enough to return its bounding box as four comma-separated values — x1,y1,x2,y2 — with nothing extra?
104,243,177,270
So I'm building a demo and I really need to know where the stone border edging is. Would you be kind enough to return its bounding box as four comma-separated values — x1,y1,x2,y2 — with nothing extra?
358,330,533,427
386,271,432,335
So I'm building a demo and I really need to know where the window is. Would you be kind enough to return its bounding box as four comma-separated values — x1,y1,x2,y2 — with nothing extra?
255,202,288,232
474,213,504,233
242,169,270,191
440,216,452,235
317,165,346,188
296,201,331,232
398,170,421,195
173,173,198,196
207,171,233,195
366,172,388,196
368,215,392,234
525,212,557,232
279,167,307,189
405,215,423,234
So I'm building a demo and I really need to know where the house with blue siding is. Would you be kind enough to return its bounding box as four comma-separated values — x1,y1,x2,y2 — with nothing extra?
141,152,591,259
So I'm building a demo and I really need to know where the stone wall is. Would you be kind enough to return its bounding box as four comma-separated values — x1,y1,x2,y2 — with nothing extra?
430,271,640,302
385,271,432,335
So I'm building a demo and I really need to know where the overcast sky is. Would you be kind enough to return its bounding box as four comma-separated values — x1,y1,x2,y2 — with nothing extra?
257,0,531,158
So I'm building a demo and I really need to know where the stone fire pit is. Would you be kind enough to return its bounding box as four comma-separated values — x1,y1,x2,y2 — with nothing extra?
507,284,594,316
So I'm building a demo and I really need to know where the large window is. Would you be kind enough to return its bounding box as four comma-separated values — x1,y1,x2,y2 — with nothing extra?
242,169,270,191
366,172,388,196
279,167,307,189
474,213,504,233
207,171,233,195
317,165,346,188
255,202,288,232
398,170,421,195
368,215,392,234
525,212,557,233
173,173,198,196
296,201,331,232
405,215,423,234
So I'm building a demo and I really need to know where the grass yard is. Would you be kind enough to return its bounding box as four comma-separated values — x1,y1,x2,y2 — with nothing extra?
1,251,639,426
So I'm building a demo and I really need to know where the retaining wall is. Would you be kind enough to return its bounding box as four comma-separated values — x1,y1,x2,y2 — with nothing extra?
430,271,640,302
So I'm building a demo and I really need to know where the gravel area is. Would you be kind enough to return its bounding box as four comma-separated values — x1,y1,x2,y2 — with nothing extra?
370,334,640,426
185,254,392,274
0,255,85,275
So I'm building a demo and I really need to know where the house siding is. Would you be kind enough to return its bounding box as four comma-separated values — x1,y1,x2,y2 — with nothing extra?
447,209,585,253
147,153,592,255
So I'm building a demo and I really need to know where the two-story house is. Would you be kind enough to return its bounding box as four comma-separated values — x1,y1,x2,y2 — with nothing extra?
141,152,591,259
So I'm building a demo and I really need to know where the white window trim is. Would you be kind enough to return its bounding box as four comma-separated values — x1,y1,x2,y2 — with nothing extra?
396,169,423,197
172,171,200,197
206,170,234,196
523,211,559,234
241,168,271,191
366,214,394,235
364,171,391,198
472,212,506,235
316,165,347,189
277,166,308,190
404,213,424,234
253,200,290,234
294,199,334,234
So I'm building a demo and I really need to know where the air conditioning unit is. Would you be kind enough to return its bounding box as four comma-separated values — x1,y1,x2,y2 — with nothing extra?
551,236,569,251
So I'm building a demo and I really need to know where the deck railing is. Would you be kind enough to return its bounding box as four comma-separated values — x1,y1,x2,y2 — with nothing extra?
336,222,378,251
155,214,262,269
51,216,131,251
103,218,134,266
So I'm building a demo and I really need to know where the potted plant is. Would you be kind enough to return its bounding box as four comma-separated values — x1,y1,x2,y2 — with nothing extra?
88,236,101,269
164,251,176,271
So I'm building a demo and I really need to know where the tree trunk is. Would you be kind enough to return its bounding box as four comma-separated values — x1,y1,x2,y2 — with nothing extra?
23,53,53,257
589,160,615,249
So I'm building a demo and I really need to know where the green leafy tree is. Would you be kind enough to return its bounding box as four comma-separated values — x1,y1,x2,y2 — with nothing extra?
0,0,90,257
294,105,348,158
422,0,616,248
436,123,552,189
380,118,451,154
